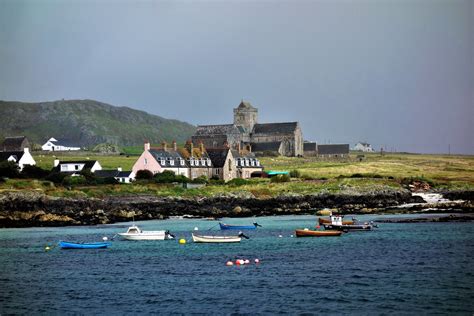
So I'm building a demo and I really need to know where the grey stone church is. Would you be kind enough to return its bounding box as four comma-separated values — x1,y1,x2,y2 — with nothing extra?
192,101,303,156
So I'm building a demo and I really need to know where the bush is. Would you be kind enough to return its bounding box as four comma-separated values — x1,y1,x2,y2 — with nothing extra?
96,177,118,185
289,170,301,178
62,175,87,186
226,178,249,186
45,172,67,184
191,175,208,184
21,165,50,179
80,169,97,184
136,169,154,180
154,170,189,183
0,161,20,178
270,174,291,183
209,178,225,185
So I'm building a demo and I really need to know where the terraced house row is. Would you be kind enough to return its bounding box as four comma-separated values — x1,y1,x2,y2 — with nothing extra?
132,141,263,181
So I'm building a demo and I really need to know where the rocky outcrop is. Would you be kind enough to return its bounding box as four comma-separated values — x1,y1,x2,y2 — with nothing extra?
0,190,428,228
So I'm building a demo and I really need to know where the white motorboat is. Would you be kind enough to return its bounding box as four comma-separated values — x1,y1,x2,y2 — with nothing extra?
118,225,174,241
192,233,242,243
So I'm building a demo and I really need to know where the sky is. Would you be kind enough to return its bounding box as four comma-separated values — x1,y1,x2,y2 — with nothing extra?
0,0,472,154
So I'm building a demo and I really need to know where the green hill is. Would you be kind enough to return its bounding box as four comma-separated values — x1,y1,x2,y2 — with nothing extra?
0,99,196,146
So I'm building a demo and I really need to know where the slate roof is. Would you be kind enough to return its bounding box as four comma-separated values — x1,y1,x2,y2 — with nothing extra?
317,144,350,155
357,142,371,146
0,151,24,162
303,142,317,151
95,170,133,178
194,124,241,136
117,171,133,177
236,100,256,110
149,149,211,168
2,136,28,150
250,142,282,152
206,148,230,168
252,122,298,134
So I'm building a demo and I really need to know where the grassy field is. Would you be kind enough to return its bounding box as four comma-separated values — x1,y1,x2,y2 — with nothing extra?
4,151,472,198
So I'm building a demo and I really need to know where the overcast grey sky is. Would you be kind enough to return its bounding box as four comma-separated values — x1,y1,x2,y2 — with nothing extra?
0,0,472,154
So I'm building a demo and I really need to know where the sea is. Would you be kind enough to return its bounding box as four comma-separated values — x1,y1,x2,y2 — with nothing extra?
0,214,473,315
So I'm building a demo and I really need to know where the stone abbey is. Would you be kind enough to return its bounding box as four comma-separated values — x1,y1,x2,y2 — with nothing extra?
192,101,303,157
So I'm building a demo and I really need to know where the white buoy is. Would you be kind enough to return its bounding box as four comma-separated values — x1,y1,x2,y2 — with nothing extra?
290,234,294,238
226,261,233,266
278,234,283,238
255,259,260,263
244,259,250,264
102,236,108,241
194,227,199,231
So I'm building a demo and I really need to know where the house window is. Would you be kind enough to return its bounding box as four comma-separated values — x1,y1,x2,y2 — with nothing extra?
256,161,260,166
144,158,148,165
245,160,249,166
215,169,219,175
228,160,232,171
201,159,205,166
190,160,194,166
170,160,174,166
180,160,185,166
207,159,211,167
75,165,79,170
160,159,165,165
251,160,255,166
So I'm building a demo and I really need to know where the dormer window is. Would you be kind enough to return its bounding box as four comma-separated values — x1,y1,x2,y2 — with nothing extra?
207,159,211,167
256,161,260,166
201,159,205,166
251,160,255,166
160,159,165,165
180,160,185,166
245,160,249,166
170,160,174,166
190,160,194,166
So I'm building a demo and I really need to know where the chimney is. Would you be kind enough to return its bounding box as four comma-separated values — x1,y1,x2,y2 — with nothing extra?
199,141,204,153
237,142,241,154
172,140,177,151
162,142,167,151
117,167,122,172
144,141,150,151
24,147,29,154
54,159,60,167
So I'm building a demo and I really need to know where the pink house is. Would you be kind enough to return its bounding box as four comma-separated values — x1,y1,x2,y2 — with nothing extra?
132,142,163,175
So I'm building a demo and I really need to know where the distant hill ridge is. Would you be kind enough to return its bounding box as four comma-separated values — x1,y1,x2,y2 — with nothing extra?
0,99,196,146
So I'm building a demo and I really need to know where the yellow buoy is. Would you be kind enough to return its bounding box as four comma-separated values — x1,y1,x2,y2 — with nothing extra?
45,246,51,251
179,238,186,244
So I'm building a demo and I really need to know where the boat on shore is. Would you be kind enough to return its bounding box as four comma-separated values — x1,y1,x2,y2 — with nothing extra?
295,229,342,237
323,215,372,231
219,222,260,230
59,241,110,249
118,225,174,241
192,233,242,243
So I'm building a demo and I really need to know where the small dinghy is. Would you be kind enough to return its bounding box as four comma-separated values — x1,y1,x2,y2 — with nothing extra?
59,241,110,249
295,229,342,237
192,233,246,243
323,215,373,231
219,222,261,230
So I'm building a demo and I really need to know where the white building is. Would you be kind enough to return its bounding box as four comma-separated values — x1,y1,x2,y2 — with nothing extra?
354,142,374,152
42,138,81,151
54,159,102,175
0,148,36,171
95,168,135,183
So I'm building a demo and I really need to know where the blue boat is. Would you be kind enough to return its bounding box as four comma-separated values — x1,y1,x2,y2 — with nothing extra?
219,222,261,230
59,241,111,249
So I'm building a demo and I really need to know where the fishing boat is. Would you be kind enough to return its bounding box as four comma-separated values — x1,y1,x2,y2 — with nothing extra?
59,241,110,249
192,233,242,243
318,217,354,225
323,215,372,231
219,222,260,230
118,224,174,241
295,229,342,237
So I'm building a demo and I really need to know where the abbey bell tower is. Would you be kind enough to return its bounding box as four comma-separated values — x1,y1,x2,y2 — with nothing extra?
233,100,258,132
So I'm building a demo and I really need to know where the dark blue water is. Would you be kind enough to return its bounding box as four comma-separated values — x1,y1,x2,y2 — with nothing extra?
1,215,473,315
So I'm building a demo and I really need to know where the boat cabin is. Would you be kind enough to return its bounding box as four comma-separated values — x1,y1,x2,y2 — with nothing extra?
330,216,343,226
126,225,142,234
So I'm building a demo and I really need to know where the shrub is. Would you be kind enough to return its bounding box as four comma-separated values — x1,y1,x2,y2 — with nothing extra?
62,175,87,186
226,178,249,186
209,178,225,185
289,170,301,178
191,175,208,184
21,165,50,179
270,174,291,183
136,169,154,180
45,172,67,184
80,169,97,184
96,177,118,185
0,161,20,178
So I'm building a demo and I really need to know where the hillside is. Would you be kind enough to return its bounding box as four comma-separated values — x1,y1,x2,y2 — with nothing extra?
0,99,196,146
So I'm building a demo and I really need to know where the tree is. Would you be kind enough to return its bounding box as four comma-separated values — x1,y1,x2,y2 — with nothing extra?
136,169,154,180
21,165,49,179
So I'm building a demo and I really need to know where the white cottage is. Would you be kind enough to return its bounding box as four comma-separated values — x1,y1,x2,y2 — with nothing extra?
53,159,102,175
42,138,81,151
354,142,374,152
0,148,36,171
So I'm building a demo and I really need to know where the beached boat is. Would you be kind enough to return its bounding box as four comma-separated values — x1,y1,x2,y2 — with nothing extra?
192,233,242,243
59,241,110,249
219,222,260,230
118,225,174,241
295,229,342,237
323,216,372,231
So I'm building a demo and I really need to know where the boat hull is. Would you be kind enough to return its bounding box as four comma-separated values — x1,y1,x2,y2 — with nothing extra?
323,224,372,231
219,223,256,230
295,229,342,237
118,231,171,241
192,233,241,243
59,241,110,249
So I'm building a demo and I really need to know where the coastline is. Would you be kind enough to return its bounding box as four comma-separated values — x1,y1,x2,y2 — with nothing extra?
0,189,472,228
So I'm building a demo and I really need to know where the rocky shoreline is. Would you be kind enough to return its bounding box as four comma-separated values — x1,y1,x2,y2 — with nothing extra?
0,190,473,228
